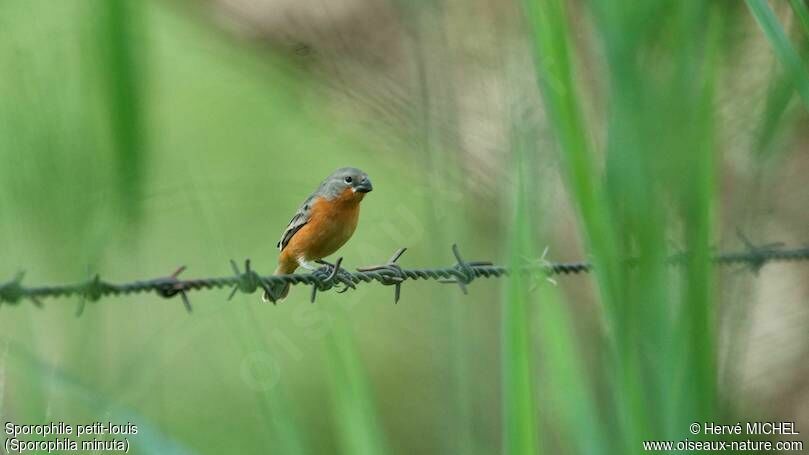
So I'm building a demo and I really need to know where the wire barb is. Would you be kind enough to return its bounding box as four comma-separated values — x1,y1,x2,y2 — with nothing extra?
76,273,110,317
439,244,492,294
357,247,408,303
0,271,27,307
734,229,785,274
155,266,192,312
228,259,272,303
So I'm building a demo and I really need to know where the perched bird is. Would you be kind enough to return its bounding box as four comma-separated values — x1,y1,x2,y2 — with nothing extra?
263,167,373,302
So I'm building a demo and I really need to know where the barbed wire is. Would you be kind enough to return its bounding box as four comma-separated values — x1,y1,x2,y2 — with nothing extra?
1,239,808,314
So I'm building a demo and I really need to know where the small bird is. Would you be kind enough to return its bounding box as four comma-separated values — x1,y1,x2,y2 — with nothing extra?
263,167,373,302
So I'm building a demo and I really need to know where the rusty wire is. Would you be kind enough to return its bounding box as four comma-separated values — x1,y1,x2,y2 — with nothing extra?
0,240,808,313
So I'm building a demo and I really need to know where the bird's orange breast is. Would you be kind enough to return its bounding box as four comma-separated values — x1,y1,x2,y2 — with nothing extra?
280,188,362,266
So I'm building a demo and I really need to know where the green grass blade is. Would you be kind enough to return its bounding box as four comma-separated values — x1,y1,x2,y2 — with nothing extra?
327,321,390,455
237,306,310,455
521,0,621,314
747,0,809,107
501,125,540,455
675,15,720,426
521,0,629,449
96,0,147,222
790,0,809,36
753,1,809,158
536,285,607,455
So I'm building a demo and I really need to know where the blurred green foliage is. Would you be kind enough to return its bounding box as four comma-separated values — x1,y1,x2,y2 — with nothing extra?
0,0,806,454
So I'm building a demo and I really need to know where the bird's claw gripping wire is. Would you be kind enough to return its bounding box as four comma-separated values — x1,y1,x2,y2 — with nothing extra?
310,257,356,303
357,247,408,304
315,257,357,291
228,259,273,303
439,244,491,295
155,265,192,312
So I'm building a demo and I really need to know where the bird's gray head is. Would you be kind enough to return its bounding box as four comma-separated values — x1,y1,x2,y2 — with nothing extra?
318,167,373,200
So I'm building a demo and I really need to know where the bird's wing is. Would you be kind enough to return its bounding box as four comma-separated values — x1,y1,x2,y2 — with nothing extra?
277,194,316,251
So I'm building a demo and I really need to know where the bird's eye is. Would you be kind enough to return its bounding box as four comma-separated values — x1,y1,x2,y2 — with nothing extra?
344,176,353,184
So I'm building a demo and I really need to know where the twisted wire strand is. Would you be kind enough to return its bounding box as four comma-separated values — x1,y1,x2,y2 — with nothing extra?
1,243,807,311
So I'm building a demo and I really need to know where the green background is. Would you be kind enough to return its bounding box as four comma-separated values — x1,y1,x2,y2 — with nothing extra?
0,0,807,454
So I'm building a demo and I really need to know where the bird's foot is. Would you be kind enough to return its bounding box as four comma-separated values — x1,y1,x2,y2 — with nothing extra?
313,258,356,293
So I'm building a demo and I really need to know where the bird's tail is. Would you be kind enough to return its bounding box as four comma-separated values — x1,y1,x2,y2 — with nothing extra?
262,260,296,303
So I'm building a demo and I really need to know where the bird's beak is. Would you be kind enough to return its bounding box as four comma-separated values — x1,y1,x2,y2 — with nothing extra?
355,178,373,193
